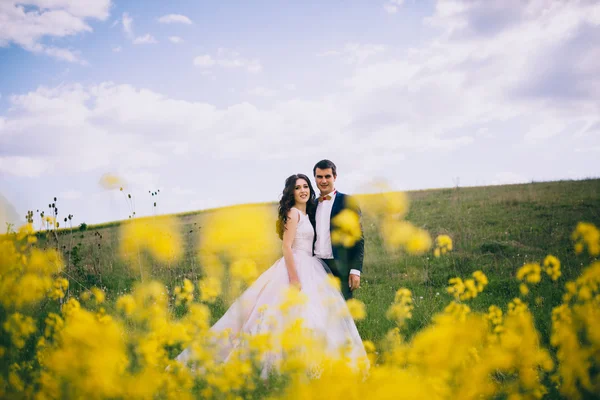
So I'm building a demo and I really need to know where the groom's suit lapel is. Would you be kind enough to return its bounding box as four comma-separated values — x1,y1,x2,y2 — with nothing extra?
329,192,345,231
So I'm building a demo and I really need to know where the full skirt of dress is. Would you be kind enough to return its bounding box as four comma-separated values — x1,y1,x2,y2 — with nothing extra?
175,250,368,376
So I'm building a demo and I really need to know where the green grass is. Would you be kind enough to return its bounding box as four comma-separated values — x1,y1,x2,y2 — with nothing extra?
32,178,600,347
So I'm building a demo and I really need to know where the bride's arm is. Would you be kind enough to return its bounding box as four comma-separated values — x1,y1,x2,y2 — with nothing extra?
282,209,301,289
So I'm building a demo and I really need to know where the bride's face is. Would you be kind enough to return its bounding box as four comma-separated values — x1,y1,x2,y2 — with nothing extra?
294,178,310,205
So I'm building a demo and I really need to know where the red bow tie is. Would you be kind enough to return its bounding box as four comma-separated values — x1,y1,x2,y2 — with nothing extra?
318,191,336,202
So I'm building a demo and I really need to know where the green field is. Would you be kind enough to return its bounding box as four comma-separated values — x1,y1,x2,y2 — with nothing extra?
34,178,600,350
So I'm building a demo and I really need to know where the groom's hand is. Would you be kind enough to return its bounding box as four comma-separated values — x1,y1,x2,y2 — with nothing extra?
349,274,360,291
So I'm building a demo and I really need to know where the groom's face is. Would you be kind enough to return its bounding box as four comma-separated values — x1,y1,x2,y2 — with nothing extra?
314,167,336,195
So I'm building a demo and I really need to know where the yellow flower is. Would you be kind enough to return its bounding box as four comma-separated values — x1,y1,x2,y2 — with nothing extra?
3,313,36,349
119,216,183,265
571,222,600,256
326,274,341,292
198,277,222,303
543,255,561,281
49,277,69,300
345,298,366,321
381,220,432,254
91,287,105,304
174,278,194,305
331,209,362,248
434,234,453,257
229,258,258,285
447,271,487,301
116,294,136,316
406,229,433,255
386,288,413,328
517,262,542,285
99,173,125,190
197,204,279,282
356,184,410,219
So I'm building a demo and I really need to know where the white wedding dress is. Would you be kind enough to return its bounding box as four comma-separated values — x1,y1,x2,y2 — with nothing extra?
176,208,368,376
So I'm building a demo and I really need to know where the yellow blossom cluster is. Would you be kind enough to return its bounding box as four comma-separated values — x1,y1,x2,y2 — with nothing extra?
485,305,504,336
447,270,488,301
174,279,194,305
386,288,414,328
227,258,259,301
508,298,529,316
120,216,183,267
0,224,63,308
198,276,222,303
80,287,105,304
43,215,57,229
517,262,542,296
98,173,125,190
380,220,432,255
517,256,562,296
572,221,600,256
197,204,279,302
49,277,69,300
3,313,36,349
357,184,432,255
43,313,64,340
356,183,410,219
434,234,453,257
441,301,472,322
550,260,600,399
2,219,600,400
543,255,561,281
331,209,362,248
345,298,367,321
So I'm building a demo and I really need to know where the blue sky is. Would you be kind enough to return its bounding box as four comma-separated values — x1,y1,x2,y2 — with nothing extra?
1,0,599,226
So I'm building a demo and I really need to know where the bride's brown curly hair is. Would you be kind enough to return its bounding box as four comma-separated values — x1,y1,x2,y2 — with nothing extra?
276,174,316,240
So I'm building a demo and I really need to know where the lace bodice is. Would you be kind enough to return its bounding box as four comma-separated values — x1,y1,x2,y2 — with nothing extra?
291,208,314,255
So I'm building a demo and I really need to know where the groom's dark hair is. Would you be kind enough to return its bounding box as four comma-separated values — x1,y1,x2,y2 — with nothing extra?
313,159,337,177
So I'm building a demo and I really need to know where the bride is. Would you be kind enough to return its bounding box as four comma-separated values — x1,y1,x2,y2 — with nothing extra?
176,173,368,376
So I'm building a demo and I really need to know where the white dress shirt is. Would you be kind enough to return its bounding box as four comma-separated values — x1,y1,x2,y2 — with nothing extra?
315,190,360,277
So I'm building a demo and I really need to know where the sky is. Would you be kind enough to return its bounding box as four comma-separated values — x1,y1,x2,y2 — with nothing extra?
1,0,599,226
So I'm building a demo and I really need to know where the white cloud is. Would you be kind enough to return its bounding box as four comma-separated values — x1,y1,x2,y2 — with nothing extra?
193,49,262,73
0,156,50,178
2,1,600,224
59,189,82,200
248,87,277,97
319,43,386,64
0,0,109,62
575,146,600,153
122,12,133,37
168,36,183,44
383,0,404,14
133,34,157,45
158,14,192,25
112,46,122,52
283,84,296,91
193,55,215,67
41,45,87,64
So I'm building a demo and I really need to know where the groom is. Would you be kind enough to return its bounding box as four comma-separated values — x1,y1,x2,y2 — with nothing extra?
312,159,364,300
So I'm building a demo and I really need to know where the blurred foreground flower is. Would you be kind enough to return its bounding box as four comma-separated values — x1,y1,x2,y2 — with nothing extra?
197,204,279,302
119,216,183,268
98,173,125,190
331,209,362,248
572,221,600,256
0,227,63,309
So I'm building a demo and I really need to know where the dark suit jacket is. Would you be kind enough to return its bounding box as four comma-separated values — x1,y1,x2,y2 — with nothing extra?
311,192,365,274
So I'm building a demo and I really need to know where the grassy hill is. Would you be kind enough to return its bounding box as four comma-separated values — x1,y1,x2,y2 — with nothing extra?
34,178,600,346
